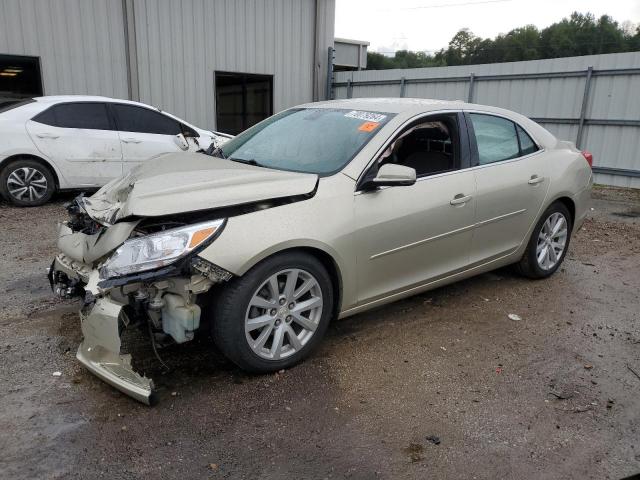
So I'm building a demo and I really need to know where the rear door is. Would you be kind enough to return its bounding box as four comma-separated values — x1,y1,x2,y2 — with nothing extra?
110,103,186,172
466,112,549,264
26,102,123,186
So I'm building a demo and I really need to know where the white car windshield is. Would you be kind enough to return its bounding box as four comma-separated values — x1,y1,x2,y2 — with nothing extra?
214,108,394,175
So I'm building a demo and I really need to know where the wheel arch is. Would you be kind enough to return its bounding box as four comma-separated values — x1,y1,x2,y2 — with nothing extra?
553,196,575,224
232,243,345,318
292,246,343,320
0,153,61,189
544,195,576,225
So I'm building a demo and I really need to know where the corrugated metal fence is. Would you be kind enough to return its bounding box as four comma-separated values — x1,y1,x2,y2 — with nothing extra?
332,52,640,188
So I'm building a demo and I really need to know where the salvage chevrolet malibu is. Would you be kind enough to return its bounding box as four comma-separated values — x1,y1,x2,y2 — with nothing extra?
49,98,593,404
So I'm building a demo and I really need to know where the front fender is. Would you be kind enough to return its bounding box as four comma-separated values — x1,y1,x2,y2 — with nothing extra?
196,174,358,311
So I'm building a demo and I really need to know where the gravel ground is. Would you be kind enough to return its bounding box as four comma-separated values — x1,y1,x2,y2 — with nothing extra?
0,186,639,480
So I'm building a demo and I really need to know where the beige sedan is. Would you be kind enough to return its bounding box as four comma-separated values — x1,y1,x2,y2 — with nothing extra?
50,98,593,404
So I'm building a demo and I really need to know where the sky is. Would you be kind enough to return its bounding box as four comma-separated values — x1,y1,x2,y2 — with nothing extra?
335,0,640,54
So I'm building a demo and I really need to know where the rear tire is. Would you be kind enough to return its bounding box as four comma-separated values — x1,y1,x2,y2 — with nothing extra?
0,158,56,207
516,202,572,279
210,252,334,373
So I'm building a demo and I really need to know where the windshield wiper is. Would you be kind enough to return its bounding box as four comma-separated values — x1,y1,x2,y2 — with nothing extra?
208,145,227,159
229,157,262,167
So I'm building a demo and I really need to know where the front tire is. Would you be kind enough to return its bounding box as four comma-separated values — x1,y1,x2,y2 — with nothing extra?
211,252,334,373
0,158,56,206
516,202,572,279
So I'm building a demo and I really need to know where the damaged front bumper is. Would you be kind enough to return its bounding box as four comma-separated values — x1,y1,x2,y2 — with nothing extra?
50,263,157,405
50,214,232,405
77,293,156,405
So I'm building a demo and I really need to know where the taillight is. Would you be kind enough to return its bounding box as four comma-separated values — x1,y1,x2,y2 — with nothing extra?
581,150,593,168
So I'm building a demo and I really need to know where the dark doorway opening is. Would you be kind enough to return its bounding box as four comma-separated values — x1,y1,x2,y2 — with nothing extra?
215,71,273,135
0,54,43,104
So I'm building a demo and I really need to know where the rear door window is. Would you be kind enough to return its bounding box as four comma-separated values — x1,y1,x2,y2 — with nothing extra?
33,102,111,130
111,104,181,135
469,113,520,165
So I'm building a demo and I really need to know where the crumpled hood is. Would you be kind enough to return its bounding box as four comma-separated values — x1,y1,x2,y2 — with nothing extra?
82,153,318,224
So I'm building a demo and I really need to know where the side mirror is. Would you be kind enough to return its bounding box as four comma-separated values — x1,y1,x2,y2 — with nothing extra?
361,163,416,190
173,133,189,151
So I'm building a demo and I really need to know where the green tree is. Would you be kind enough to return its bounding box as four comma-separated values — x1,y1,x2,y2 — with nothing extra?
365,11,639,70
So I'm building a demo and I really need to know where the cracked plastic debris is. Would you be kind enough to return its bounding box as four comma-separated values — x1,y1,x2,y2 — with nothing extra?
191,257,233,282
77,294,156,405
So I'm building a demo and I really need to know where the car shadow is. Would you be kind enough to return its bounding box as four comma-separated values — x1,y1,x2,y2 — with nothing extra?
130,265,521,401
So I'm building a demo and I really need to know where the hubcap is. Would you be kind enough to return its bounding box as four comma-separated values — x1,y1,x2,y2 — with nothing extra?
7,167,48,202
245,269,323,360
536,212,568,270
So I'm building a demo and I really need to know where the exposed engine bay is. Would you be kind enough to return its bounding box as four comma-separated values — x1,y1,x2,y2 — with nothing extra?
47,152,320,404
49,197,236,404
49,193,313,404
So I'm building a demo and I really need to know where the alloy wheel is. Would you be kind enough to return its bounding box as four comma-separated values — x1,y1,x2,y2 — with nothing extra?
536,212,568,270
245,268,323,360
7,167,48,202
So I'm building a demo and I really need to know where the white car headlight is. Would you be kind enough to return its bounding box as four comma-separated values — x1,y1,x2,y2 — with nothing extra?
100,219,225,279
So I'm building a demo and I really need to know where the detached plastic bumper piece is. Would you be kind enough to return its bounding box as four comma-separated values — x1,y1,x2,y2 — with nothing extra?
77,296,156,405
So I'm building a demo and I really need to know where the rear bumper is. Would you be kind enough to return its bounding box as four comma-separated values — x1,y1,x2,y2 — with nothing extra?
572,176,593,232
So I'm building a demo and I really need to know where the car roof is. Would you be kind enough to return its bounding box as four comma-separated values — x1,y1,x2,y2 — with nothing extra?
33,95,148,107
300,97,558,147
299,97,469,114
29,95,207,132
298,97,534,118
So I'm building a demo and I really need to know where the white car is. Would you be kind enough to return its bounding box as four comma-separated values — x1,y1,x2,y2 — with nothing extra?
0,96,231,206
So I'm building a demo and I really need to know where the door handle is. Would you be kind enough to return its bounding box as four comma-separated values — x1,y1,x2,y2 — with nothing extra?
450,194,472,206
121,137,142,144
528,175,544,185
36,132,59,139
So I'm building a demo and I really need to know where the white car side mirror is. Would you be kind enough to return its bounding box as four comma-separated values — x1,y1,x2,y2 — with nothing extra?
173,133,189,151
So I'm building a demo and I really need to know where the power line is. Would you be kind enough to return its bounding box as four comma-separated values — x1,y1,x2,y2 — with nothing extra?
381,0,512,10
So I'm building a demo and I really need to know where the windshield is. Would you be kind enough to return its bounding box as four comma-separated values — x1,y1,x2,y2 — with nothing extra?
213,108,394,175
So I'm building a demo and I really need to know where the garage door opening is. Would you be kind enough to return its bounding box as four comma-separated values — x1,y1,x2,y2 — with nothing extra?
215,72,273,135
0,54,43,105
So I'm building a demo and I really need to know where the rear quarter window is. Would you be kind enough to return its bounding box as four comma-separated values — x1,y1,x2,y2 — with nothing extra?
516,125,538,156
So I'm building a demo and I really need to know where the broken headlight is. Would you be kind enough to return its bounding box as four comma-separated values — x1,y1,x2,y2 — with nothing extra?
100,219,225,279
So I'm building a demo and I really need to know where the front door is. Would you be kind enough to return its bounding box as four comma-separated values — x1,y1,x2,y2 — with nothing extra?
353,112,476,305
27,102,122,186
466,112,549,264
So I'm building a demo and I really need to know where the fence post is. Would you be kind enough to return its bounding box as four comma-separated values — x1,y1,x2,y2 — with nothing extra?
400,77,406,97
347,79,353,99
467,73,475,103
325,46,335,100
576,66,593,149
